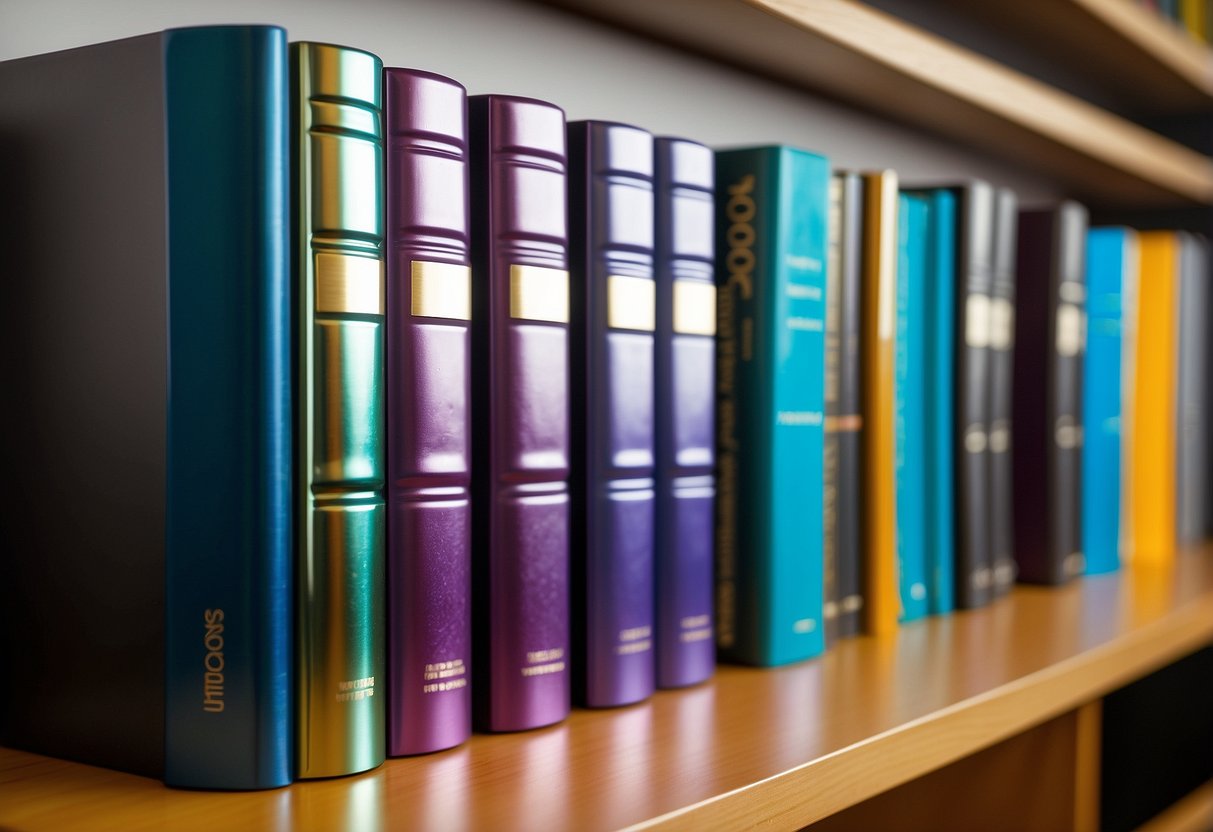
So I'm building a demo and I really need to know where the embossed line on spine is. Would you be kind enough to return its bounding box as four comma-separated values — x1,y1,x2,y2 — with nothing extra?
390,133,468,263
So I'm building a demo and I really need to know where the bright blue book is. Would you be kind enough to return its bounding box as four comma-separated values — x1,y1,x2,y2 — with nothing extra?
922,189,957,615
0,26,292,789
1084,227,1135,575
895,193,929,622
715,146,827,666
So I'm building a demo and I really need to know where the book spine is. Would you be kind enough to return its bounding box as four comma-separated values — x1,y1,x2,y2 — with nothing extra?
895,192,928,622
293,42,386,778
989,188,1018,596
824,178,842,644
654,137,716,688
954,183,995,608
568,121,657,707
716,147,827,665
1083,228,1129,575
862,170,900,634
469,95,571,731
162,25,292,790
836,174,865,636
383,68,471,756
1014,205,1088,584
1176,235,1209,544
925,189,957,615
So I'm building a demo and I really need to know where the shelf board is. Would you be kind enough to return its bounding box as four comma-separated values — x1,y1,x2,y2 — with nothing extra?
931,0,1213,114
3,552,1213,831
1137,779,1213,832
542,0,1213,207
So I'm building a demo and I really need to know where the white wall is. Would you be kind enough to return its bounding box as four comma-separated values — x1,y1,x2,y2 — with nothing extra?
0,0,1061,202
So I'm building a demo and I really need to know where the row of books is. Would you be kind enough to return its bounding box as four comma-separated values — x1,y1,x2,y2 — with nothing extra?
1,24,1207,793
1137,0,1213,41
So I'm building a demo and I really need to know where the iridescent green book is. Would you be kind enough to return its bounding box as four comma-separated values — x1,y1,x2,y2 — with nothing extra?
293,41,385,779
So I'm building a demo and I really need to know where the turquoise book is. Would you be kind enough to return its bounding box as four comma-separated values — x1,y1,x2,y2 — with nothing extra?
715,146,827,666
895,193,929,622
921,189,957,615
1084,227,1135,575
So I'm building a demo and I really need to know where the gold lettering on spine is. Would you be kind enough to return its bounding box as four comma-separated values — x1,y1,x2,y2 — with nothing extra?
203,609,225,713
717,172,757,651
520,645,566,678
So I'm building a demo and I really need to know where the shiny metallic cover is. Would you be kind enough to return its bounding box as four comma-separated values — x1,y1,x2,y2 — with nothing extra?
384,67,472,756
293,42,385,778
469,95,572,732
568,121,657,707
654,137,716,689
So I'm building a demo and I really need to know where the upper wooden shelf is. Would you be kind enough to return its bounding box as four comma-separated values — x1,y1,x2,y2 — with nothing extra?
4,551,1213,831
542,0,1213,208
933,0,1213,114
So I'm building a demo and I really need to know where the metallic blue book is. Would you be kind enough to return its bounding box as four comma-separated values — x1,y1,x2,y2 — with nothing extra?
567,121,657,707
1083,228,1136,575
0,26,292,789
653,137,716,689
715,146,827,666
895,193,929,623
923,189,958,615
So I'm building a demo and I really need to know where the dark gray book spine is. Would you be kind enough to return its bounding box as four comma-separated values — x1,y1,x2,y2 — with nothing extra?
989,188,1018,596
1013,203,1088,585
1177,234,1209,544
954,183,995,608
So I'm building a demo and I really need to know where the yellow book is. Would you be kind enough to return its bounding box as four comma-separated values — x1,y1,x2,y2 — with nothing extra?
1129,232,1178,564
861,170,900,635
1182,0,1208,43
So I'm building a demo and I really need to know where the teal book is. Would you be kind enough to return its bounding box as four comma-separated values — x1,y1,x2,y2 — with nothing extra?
922,189,957,615
1084,228,1135,575
715,146,827,666
895,193,929,622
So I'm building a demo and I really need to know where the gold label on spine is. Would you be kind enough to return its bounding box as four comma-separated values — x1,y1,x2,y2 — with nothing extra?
509,265,569,323
673,280,717,335
411,261,471,320
608,275,656,331
315,252,383,315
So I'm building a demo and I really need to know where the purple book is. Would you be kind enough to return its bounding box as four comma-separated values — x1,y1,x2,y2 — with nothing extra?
653,137,715,689
384,68,472,755
567,121,657,708
469,95,571,732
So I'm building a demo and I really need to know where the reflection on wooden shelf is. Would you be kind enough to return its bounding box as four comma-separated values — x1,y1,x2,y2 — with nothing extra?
2,551,1212,831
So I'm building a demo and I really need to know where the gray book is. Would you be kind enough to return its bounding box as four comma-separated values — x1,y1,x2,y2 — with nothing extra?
1176,234,1209,544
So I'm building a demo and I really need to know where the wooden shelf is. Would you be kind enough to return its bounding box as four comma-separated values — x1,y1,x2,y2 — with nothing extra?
3,551,1213,831
542,0,1213,207
932,0,1213,114
1138,779,1213,832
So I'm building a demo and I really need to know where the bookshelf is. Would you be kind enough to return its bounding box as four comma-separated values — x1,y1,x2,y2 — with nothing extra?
2,0,1213,829
3,551,1212,830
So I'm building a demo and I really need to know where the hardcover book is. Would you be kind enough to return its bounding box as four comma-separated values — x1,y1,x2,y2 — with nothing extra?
0,26,292,789
1013,203,1088,585
825,173,865,640
568,120,657,708
716,146,828,665
469,94,572,731
862,170,901,635
895,192,929,623
1176,235,1209,545
383,68,472,756
293,41,386,778
950,182,996,608
922,188,958,615
1083,227,1138,575
989,188,1018,596
654,137,716,688
1129,232,1179,564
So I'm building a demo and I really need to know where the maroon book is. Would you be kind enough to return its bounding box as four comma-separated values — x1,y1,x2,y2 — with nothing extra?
469,95,572,731
384,68,472,756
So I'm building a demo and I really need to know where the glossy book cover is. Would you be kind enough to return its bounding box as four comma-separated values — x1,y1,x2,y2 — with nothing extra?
654,137,716,688
384,68,472,756
293,42,386,778
990,188,1018,596
716,146,827,666
568,121,657,707
469,94,572,731
0,25,292,790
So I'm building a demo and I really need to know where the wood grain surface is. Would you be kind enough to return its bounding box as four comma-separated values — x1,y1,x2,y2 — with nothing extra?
3,551,1212,831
